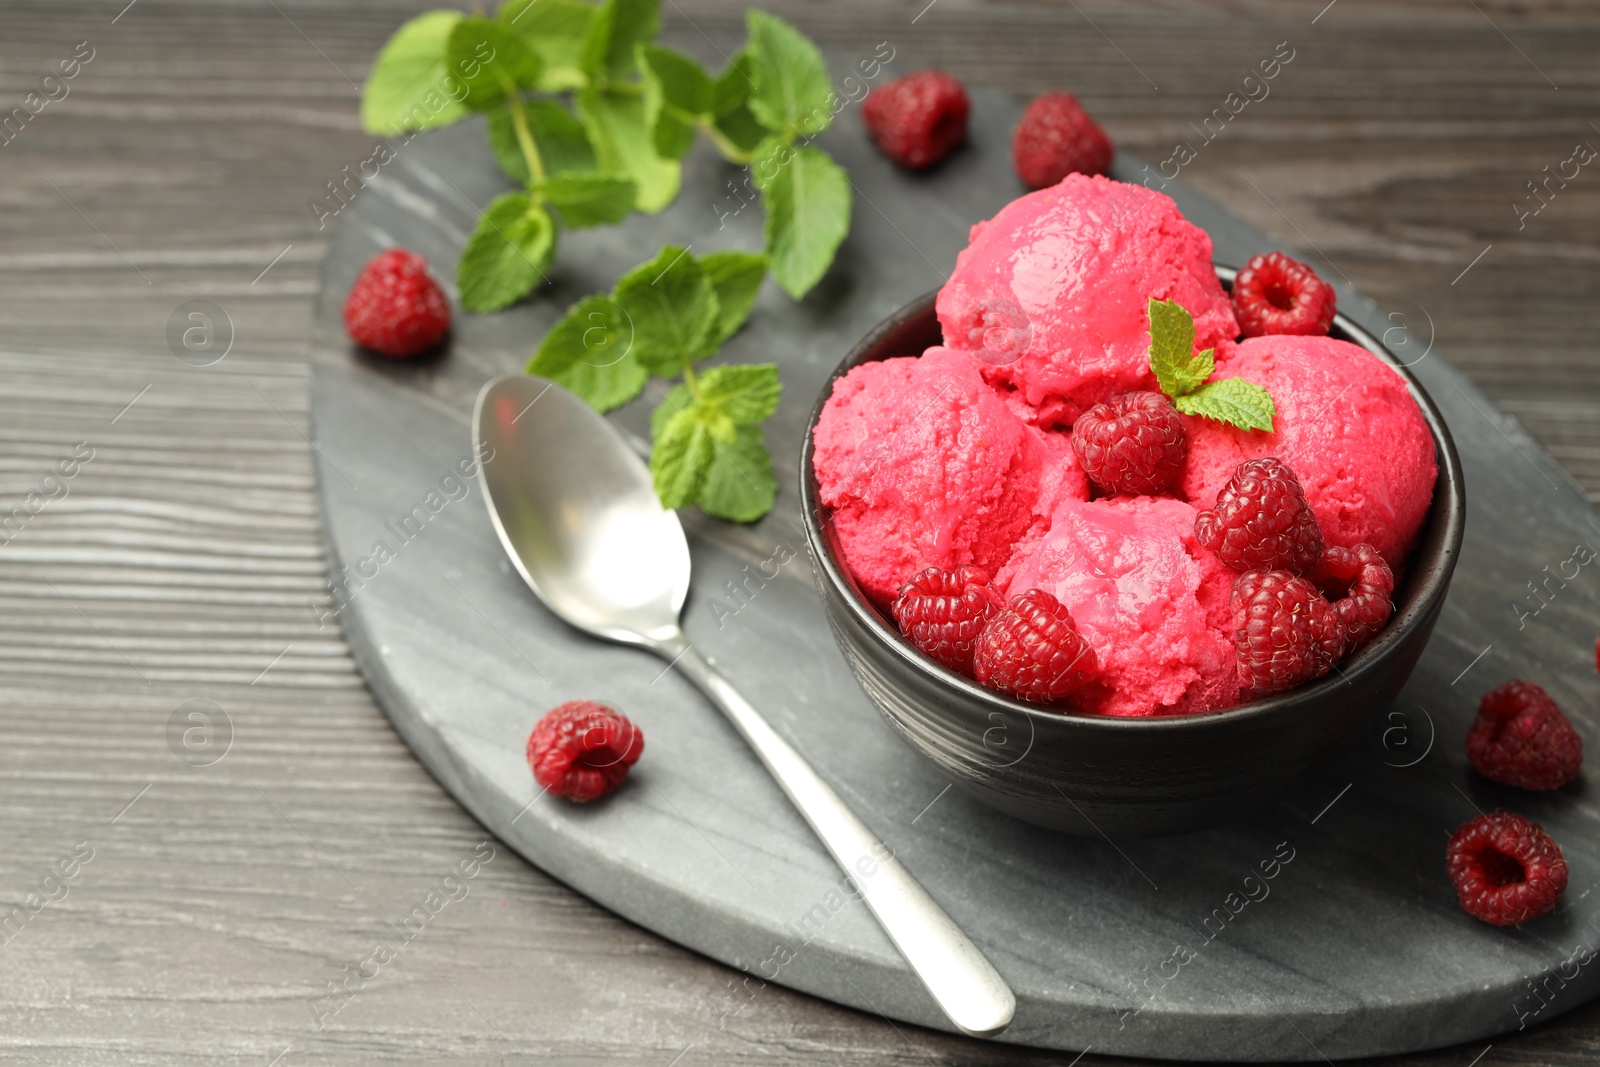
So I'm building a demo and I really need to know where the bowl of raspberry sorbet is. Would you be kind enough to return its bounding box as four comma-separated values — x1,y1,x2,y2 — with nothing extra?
800,268,1465,836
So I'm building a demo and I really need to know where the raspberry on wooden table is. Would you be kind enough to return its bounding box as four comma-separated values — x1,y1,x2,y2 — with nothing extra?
1466,680,1583,791
1070,391,1186,496
1446,812,1567,926
1195,457,1324,576
1011,92,1113,190
1320,543,1394,655
343,248,451,358
1230,570,1341,694
526,700,644,803
861,70,970,170
892,565,1001,675
972,588,1097,703
1231,252,1337,338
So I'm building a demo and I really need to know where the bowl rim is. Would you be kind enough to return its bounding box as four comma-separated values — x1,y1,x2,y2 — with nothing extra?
797,267,1467,734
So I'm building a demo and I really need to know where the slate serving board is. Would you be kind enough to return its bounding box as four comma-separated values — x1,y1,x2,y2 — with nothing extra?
307,82,1600,1061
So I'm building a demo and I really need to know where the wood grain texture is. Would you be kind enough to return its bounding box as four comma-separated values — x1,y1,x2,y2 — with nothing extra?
0,2,1596,1064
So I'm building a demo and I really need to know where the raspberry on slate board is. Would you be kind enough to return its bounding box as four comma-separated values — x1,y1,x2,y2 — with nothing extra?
343,248,451,358
1012,92,1113,190
1446,812,1568,926
526,700,644,803
1466,680,1584,791
862,70,971,170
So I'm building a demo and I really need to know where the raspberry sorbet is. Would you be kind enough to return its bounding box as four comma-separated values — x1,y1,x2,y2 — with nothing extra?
812,346,1088,606
997,496,1238,717
1180,334,1437,565
813,174,1437,717
936,173,1237,427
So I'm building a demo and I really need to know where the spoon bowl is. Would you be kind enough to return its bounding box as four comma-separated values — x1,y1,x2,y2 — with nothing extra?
475,377,687,648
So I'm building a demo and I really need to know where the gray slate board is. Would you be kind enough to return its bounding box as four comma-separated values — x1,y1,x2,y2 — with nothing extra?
308,87,1600,1061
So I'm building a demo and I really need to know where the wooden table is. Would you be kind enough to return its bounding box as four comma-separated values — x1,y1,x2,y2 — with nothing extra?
1,2,1596,1063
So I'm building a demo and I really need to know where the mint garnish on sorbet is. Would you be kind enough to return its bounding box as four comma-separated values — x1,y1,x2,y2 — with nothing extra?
1147,297,1275,433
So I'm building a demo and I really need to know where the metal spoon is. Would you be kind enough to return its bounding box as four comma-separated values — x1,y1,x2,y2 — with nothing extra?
473,374,1016,1038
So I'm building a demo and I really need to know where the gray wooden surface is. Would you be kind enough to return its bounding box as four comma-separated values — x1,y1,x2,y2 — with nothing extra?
2,2,1598,1064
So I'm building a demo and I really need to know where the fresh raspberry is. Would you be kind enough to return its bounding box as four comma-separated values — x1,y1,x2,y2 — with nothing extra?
1011,92,1113,190
1195,458,1324,576
1230,570,1341,694
1446,813,1567,926
972,588,1097,703
861,70,970,170
1320,543,1395,655
1071,391,1186,496
892,565,1001,675
1466,680,1583,791
343,248,451,357
1231,252,1337,338
526,700,644,803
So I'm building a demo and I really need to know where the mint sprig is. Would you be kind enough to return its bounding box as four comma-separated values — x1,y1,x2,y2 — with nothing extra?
361,2,874,522
528,248,777,521
1147,298,1276,433
360,2,859,312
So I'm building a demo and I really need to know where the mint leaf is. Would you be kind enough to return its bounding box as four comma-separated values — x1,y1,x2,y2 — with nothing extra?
650,381,689,441
527,294,647,411
579,0,661,83
490,99,603,184
699,423,777,522
541,173,637,227
447,17,543,111
361,11,471,136
577,87,681,213
524,100,600,175
1147,297,1214,398
700,251,767,344
709,51,768,155
1174,377,1277,433
710,50,754,115
745,10,834,138
639,44,713,159
698,363,782,426
485,105,532,184
650,387,715,509
760,145,851,299
499,0,593,90
614,246,719,375
647,374,780,520
458,192,554,311
1147,297,1275,429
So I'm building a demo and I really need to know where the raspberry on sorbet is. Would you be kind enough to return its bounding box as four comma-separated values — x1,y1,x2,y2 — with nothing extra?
893,565,1001,675
973,588,1098,703
1231,252,1336,338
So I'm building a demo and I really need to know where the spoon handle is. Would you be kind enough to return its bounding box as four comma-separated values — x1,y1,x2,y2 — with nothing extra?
663,636,1016,1038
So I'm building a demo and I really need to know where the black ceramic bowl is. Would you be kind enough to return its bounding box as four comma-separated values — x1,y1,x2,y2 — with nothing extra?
799,277,1466,836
